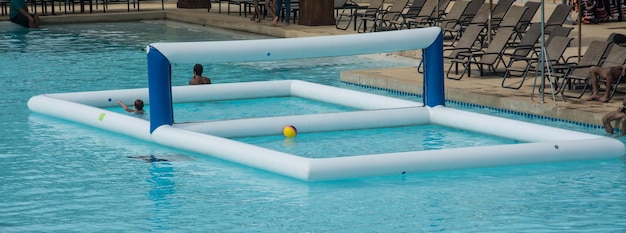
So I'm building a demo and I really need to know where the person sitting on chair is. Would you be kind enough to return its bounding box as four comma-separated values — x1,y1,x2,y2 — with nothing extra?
585,64,626,102
189,64,212,85
118,100,145,114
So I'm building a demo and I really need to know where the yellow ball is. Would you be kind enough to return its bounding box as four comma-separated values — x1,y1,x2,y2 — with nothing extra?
283,125,297,138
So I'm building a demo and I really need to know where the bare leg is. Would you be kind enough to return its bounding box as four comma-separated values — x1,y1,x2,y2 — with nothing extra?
600,68,622,102
600,76,615,102
251,0,261,22
266,0,278,26
586,66,601,101
603,112,617,134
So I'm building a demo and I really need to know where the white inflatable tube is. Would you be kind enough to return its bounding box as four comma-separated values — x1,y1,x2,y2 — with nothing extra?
175,107,430,138
430,106,597,142
151,28,441,64
152,125,312,180
307,138,622,181
28,95,153,142
29,81,625,181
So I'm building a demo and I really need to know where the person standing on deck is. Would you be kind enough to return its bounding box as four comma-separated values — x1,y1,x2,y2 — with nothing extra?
276,0,292,25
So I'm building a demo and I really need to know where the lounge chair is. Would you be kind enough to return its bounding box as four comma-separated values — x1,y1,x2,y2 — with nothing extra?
502,23,542,62
490,0,515,25
435,24,485,76
353,0,386,32
447,27,515,80
562,44,626,100
387,0,427,29
360,0,410,32
556,40,612,99
509,1,540,45
543,4,574,35
501,36,573,89
434,0,452,21
334,0,359,16
404,0,440,28
439,0,472,42
335,0,373,31
492,6,528,36
455,0,485,26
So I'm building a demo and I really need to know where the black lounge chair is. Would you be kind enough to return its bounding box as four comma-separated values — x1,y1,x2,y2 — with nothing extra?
335,0,376,31
387,0,426,29
404,0,440,28
436,24,485,76
447,27,515,80
502,36,573,89
571,45,626,100
439,0,472,43
493,5,528,36
360,0,410,32
557,40,612,99
509,1,540,45
543,4,573,36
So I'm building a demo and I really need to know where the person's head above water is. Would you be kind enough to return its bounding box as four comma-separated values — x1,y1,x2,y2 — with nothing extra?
134,99,144,111
193,64,204,76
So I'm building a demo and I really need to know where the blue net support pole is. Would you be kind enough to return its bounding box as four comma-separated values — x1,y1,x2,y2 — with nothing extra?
422,31,445,107
147,46,174,133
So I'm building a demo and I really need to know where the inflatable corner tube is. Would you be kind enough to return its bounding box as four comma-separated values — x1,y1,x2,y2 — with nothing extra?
28,95,153,142
151,125,312,180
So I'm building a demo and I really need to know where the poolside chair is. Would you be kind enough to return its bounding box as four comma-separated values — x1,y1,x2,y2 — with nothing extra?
446,27,515,80
439,0,472,42
436,24,486,76
355,0,387,33
461,0,513,42
492,6,528,35
508,1,540,45
545,26,573,60
334,0,359,16
465,0,514,28
403,0,439,28
590,44,626,101
361,0,410,32
455,0,485,26
387,0,426,29
556,40,612,99
543,4,574,36
228,0,253,16
502,23,542,60
434,0,452,22
445,0,485,43
490,0,515,25
502,36,573,89
335,0,367,30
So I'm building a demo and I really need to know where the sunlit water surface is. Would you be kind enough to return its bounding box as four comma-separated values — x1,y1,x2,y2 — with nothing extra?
1,20,625,232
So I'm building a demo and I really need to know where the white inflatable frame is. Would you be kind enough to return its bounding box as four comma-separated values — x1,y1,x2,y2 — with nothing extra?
28,28,625,181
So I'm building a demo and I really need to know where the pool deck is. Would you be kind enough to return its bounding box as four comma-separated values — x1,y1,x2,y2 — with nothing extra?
2,0,624,127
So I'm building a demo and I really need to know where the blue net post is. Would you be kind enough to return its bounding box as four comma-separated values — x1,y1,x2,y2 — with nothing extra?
422,31,445,107
147,46,174,133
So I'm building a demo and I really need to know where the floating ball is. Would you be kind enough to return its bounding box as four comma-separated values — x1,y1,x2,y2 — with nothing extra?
283,125,297,138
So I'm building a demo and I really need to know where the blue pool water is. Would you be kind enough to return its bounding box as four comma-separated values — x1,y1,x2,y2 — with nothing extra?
1,20,626,232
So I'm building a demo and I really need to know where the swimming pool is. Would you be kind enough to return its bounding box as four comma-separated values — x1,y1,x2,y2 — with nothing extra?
2,20,626,232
